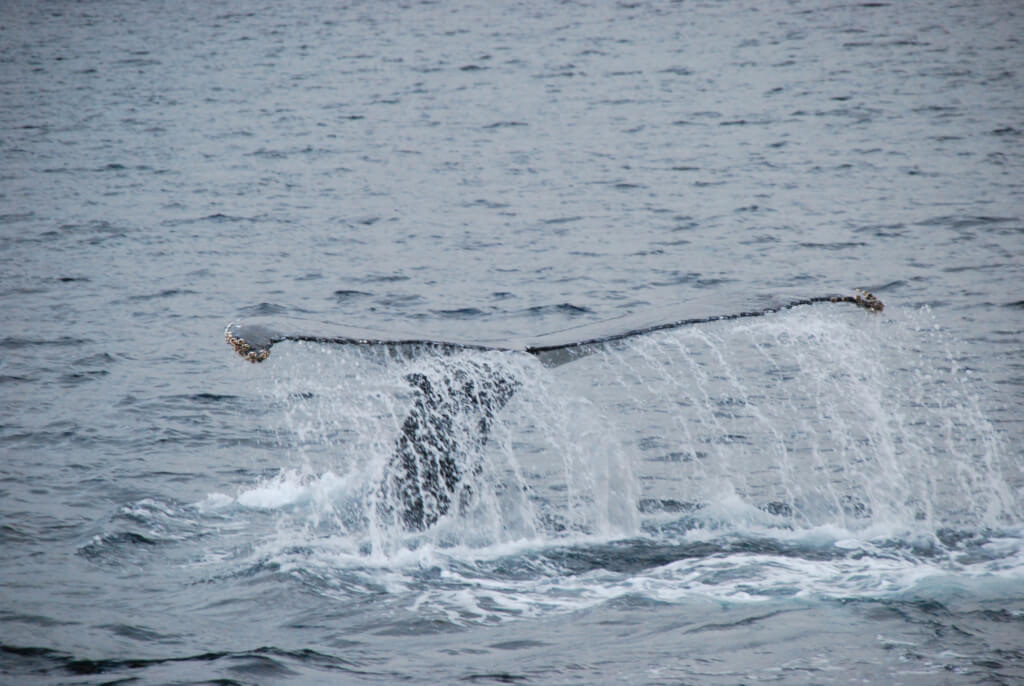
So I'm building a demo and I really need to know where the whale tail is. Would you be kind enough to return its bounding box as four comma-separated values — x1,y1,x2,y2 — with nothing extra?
224,290,884,530
224,290,883,367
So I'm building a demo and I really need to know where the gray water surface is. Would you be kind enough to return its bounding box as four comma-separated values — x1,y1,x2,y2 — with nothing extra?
2,1,1023,683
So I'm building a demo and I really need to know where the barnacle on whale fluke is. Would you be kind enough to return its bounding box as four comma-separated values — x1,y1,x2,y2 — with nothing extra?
224,324,270,363
836,289,884,312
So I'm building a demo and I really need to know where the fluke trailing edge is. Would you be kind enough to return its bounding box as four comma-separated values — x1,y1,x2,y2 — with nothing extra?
224,290,883,530
224,290,883,366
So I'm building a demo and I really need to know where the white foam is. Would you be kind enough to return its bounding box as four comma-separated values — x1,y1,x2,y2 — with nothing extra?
196,492,234,512
198,306,1023,626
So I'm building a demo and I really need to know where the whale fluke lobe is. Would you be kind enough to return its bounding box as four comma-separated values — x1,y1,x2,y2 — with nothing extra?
225,323,277,363
223,321,503,365
225,290,884,530
521,290,884,365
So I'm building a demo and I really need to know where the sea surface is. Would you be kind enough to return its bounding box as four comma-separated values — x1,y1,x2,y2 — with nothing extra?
2,1,1023,684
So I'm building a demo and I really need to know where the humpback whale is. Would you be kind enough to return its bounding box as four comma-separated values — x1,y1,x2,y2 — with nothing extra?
225,291,883,529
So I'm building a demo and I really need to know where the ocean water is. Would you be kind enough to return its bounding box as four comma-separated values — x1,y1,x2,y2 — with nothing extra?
2,0,1023,684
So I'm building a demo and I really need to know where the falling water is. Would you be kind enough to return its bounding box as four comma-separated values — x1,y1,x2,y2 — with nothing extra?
244,344,637,559
583,305,1019,536
240,305,1019,568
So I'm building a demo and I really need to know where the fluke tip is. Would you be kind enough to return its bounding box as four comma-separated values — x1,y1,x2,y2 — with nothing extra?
225,324,270,363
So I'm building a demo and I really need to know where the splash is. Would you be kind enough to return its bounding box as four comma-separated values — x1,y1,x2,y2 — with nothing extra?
589,305,1020,534
221,304,1019,565
235,345,637,558
197,305,1024,627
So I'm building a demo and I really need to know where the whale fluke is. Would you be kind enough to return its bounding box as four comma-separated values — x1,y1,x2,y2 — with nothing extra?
224,290,884,367
224,290,884,530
